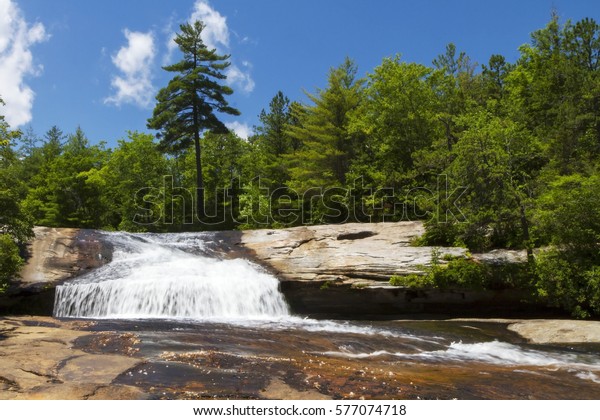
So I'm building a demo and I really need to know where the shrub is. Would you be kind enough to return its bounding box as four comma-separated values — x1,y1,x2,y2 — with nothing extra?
430,258,489,289
320,280,333,290
535,248,600,318
389,273,432,288
389,249,527,291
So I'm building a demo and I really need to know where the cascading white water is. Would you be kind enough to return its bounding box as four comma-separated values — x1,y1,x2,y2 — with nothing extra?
53,232,600,386
53,232,289,319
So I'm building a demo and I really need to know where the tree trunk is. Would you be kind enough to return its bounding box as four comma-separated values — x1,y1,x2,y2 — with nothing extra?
518,200,534,264
192,50,205,224
194,129,205,222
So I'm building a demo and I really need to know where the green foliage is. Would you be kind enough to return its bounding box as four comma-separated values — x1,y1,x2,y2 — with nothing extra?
0,98,32,292
244,91,300,227
0,234,23,292
350,56,439,187
320,280,333,290
238,182,272,229
389,248,529,291
535,249,600,318
85,131,169,231
446,111,541,251
431,258,489,289
389,273,432,288
1,140,34,245
508,14,600,174
533,172,600,317
535,173,600,255
415,222,464,248
287,57,364,192
256,91,295,161
23,127,109,228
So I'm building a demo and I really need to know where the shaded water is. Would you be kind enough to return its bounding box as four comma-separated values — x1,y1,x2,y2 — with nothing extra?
55,231,600,399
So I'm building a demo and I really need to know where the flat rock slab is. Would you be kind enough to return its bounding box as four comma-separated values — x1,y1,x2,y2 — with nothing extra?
508,320,600,344
240,221,466,283
59,354,142,384
0,317,144,400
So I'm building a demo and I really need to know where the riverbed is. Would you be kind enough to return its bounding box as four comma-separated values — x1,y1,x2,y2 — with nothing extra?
2,316,599,399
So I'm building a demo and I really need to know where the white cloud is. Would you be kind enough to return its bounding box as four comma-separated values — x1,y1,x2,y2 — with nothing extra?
105,29,156,108
0,0,49,127
190,0,229,50
226,121,253,140
163,1,255,95
163,35,177,65
226,63,255,94
161,14,177,66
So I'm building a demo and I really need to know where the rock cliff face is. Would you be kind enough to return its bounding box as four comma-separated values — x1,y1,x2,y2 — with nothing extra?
0,227,112,315
237,221,464,285
19,227,112,287
5,222,542,318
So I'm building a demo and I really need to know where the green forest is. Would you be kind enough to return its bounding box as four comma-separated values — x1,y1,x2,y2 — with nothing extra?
2,15,600,317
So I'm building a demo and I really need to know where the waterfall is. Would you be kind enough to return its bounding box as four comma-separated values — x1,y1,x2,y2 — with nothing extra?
53,232,290,319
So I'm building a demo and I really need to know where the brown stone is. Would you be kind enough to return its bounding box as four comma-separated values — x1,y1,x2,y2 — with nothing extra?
0,317,144,400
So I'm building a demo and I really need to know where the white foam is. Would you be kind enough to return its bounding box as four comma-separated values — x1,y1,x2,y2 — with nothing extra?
416,341,596,368
324,340,600,383
576,371,600,384
323,349,394,359
54,232,289,319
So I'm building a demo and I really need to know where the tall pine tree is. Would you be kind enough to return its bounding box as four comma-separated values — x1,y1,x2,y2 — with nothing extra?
148,21,240,222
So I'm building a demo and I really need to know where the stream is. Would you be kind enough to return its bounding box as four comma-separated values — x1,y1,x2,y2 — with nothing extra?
53,231,600,399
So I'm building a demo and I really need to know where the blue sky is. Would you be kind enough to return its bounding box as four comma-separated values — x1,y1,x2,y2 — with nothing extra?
1,0,599,147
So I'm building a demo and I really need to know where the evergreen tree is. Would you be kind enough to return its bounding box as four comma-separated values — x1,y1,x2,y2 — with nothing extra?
147,21,240,221
256,91,294,158
287,57,364,191
41,126,65,162
23,127,109,227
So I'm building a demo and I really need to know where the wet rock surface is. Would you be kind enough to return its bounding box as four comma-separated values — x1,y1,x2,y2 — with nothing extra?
0,316,145,400
2,316,600,400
